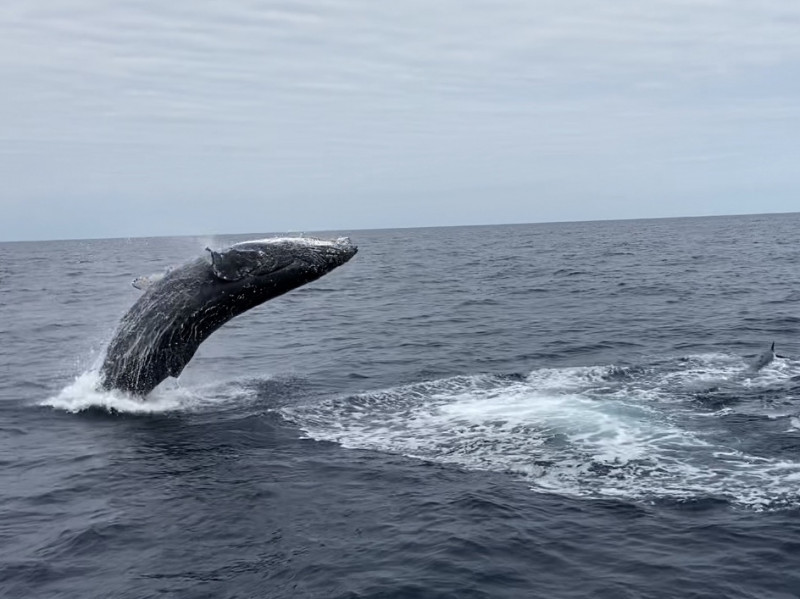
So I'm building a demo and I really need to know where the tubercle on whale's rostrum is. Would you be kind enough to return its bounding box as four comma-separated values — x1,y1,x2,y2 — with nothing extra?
100,237,358,396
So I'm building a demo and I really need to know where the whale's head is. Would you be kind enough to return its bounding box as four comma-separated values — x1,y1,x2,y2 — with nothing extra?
205,236,357,297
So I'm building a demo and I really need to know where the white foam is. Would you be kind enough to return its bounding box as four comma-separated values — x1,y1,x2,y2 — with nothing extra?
281,356,800,510
41,370,254,415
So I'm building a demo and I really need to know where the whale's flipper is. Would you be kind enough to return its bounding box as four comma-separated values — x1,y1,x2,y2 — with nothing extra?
132,274,163,290
131,267,172,291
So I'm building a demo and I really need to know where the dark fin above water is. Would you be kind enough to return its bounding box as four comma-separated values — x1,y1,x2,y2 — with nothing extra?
775,342,790,360
770,342,790,359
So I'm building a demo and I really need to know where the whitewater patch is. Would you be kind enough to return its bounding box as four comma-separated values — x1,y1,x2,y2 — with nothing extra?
41,370,258,415
280,354,800,510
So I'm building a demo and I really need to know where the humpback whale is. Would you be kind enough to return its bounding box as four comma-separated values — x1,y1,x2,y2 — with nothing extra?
749,342,787,372
100,236,357,396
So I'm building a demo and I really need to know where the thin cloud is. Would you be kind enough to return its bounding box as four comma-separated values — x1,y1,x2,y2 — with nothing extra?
0,0,798,240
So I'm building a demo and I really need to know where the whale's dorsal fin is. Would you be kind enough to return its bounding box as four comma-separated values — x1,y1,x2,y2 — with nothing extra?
206,247,262,281
131,267,172,291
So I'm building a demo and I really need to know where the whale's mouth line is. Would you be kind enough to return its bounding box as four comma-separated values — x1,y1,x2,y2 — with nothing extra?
247,260,294,281
250,248,356,280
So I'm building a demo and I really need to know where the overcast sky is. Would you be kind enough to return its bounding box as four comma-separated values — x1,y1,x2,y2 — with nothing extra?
1,1,798,241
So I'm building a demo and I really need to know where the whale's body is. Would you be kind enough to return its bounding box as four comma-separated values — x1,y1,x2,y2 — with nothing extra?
100,237,357,395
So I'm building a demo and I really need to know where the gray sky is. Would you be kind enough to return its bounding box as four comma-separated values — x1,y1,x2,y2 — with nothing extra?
2,0,799,241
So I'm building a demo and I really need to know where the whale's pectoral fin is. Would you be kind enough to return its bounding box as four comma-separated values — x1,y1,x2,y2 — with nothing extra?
131,267,173,291
206,247,272,281
132,273,163,290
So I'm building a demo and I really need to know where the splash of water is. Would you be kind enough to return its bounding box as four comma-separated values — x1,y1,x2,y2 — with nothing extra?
41,370,255,415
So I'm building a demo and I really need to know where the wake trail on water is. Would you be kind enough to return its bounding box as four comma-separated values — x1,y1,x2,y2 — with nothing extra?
280,353,800,510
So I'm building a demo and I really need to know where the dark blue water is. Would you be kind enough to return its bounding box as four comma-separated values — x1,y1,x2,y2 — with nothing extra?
3,214,800,598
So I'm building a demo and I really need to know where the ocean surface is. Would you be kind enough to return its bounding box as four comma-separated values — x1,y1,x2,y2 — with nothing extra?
2,213,800,598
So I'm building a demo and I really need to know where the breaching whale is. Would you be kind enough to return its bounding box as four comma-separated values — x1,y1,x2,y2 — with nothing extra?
100,236,357,396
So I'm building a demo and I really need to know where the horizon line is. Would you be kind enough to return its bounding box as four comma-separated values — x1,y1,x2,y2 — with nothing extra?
2,209,797,244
